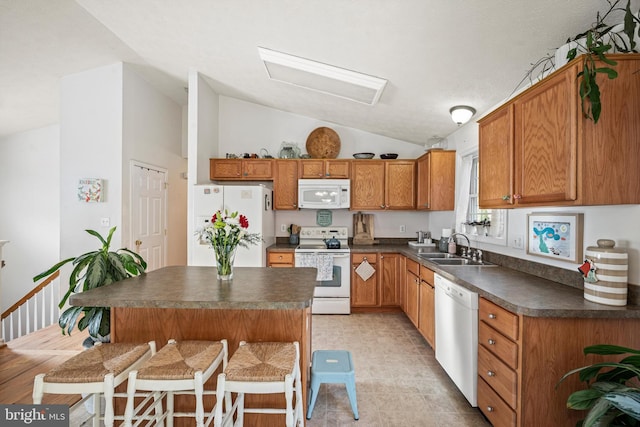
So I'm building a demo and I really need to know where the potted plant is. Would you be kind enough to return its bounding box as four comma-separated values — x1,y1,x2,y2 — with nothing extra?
557,344,640,426
33,226,146,344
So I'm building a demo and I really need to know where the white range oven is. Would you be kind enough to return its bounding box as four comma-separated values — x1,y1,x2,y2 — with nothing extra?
294,226,351,314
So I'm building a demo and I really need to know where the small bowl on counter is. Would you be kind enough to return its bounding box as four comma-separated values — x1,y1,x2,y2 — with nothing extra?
380,153,398,159
353,152,375,159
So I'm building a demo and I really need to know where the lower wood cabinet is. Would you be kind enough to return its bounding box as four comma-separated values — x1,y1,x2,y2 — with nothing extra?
478,297,640,426
418,266,435,348
351,253,400,309
404,258,419,327
267,251,294,268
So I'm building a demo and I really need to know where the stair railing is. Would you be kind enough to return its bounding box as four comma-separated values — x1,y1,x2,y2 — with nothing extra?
1,271,59,342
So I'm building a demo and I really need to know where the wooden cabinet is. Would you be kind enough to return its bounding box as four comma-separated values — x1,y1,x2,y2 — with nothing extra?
478,298,519,427
477,297,640,426
299,159,350,178
418,266,435,348
478,54,640,208
273,160,299,210
416,150,456,211
351,253,378,307
209,159,273,180
404,258,419,327
351,160,415,210
267,251,294,268
351,253,400,308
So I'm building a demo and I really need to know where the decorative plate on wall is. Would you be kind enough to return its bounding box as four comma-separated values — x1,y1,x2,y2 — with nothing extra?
306,127,341,159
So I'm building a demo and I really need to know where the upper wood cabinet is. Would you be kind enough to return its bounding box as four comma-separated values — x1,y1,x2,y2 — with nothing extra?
209,159,273,180
299,159,350,179
351,160,415,210
478,54,640,208
273,160,299,210
416,150,456,211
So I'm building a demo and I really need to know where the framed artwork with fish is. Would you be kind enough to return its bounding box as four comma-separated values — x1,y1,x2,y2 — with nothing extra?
526,212,583,263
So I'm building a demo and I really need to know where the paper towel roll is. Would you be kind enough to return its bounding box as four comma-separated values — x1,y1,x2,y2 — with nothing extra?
442,228,452,238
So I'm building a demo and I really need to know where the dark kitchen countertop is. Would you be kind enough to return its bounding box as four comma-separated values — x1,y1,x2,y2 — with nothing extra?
69,265,317,310
268,243,640,318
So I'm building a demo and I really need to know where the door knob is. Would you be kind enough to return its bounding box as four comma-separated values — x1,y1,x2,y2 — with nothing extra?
135,240,142,247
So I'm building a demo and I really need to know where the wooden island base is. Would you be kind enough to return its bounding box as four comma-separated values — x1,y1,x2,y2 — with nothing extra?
112,306,312,427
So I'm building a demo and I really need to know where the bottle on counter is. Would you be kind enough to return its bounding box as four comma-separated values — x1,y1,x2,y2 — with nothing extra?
448,239,457,255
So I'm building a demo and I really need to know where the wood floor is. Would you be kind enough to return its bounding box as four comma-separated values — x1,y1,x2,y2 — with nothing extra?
0,324,88,405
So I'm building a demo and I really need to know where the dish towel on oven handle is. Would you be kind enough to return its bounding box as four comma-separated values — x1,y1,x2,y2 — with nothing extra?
355,259,375,281
296,253,334,281
315,254,334,281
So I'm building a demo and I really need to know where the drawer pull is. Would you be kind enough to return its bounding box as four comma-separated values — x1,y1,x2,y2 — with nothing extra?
488,313,497,319
487,370,496,377
488,339,496,345
487,406,494,412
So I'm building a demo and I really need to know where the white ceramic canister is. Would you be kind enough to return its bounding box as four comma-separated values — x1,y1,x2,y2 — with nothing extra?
583,239,628,306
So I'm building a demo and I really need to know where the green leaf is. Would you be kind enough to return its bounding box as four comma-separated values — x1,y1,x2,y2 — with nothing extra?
605,391,640,420
84,254,107,290
568,388,604,410
595,67,618,79
32,257,75,282
107,252,128,280
585,345,640,356
567,47,578,60
58,305,83,335
582,397,613,427
85,229,108,248
623,0,637,51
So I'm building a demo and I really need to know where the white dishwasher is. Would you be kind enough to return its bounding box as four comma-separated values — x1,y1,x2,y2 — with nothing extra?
435,273,478,406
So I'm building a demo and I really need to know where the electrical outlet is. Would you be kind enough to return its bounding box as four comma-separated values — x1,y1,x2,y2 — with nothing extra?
100,217,110,227
281,224,287,232
399,225,406,233
512,234,524,249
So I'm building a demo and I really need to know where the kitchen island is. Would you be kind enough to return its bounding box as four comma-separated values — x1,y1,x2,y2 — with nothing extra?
70,265,316,427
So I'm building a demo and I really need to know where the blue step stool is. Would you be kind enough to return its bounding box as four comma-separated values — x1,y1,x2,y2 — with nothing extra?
307,350,359,420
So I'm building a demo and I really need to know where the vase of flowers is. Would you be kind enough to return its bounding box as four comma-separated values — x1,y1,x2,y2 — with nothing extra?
198,210,261,281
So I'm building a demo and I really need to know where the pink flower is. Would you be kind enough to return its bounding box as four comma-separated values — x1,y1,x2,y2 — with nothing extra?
239,215,249,229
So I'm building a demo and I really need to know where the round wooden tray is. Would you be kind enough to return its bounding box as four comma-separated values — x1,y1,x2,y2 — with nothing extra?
306,127,341,159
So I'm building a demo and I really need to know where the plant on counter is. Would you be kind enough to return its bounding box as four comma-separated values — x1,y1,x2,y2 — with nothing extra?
33,227,146,341
197,210,261,279
557,344,640,426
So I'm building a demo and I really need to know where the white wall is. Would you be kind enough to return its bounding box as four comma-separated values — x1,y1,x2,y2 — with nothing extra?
0,125,60,312
447,122,640,286
122,64,187,266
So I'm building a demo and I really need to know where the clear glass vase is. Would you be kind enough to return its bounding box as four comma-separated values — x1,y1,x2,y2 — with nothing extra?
214,245,237,281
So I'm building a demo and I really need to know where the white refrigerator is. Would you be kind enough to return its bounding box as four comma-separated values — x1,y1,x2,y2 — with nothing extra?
190,184,275,267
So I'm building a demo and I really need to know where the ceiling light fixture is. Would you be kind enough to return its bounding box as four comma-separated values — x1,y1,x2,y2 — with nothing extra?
449,105,476,125
257,47,387,105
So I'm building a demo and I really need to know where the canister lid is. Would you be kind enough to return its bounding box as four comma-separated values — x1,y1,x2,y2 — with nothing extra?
586,239,626,254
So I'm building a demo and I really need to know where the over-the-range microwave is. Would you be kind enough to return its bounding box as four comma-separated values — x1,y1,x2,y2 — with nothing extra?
298,179,350,209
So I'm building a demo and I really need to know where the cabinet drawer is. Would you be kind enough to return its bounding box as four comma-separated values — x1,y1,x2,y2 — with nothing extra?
478,377,517,427
480,298,519,341
405,258,419,276
268,252,294,265
479,321,518,369
419,266,434,285
478,345,517,409
352,253,377,264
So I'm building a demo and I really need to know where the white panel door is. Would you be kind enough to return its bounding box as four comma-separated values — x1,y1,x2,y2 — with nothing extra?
131,164,167,271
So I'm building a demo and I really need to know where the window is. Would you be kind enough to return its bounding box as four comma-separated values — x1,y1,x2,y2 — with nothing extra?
458,154,507,245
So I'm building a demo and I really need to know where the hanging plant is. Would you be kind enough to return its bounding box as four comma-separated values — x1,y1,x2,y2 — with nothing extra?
514,0,639,123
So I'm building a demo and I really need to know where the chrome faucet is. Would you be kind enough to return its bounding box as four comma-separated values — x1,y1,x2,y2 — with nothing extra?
448,233,472,257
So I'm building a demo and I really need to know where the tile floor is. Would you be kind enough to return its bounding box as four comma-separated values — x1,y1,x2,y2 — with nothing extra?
70,312,491,426
307,313,491,427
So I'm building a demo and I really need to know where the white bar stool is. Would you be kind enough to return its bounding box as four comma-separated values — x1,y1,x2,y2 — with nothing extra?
123,338,228,427
32,341,156,427
214,341,304,427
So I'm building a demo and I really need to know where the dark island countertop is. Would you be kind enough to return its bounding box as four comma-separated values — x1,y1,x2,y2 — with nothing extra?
69,266,317,310
268,243,640,318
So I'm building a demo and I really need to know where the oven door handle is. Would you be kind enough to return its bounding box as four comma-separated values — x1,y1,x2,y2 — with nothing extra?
327,254,350,258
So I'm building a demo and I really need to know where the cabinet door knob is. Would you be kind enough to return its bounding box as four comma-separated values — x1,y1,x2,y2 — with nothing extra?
502,195,511,201
488,313,497,319
487,370,496,377
513,193,522,200
488,339,496,345
380,205,386,209
487,406,494,412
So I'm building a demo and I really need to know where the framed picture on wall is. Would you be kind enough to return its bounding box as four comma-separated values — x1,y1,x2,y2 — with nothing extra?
526,212,583,263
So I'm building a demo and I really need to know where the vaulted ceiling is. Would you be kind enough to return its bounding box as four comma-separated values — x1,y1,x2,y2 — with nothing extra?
1,0,637,144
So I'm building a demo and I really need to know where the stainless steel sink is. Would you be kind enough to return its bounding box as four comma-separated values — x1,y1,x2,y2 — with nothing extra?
416,253,459,259
430,258,496,266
